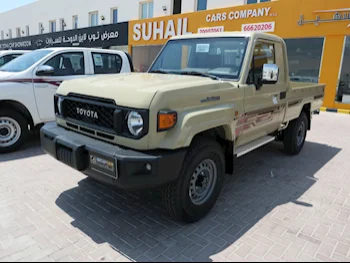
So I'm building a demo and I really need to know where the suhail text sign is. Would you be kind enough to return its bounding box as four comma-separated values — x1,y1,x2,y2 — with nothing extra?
133,18,192,42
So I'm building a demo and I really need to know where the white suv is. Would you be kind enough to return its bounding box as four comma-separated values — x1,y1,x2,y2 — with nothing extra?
0,47,134,153
0,50,30,67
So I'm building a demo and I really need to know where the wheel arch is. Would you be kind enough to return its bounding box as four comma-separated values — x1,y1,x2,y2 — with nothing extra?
0,100,34,129
301,103,311,130
192,126,234,175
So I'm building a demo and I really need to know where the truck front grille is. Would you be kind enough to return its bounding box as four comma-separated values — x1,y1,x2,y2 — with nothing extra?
62,99,115,131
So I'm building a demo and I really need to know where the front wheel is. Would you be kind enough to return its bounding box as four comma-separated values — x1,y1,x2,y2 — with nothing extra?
162,138,225,223
0,110,29,153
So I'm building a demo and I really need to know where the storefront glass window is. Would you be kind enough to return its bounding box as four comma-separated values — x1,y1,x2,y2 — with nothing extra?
131,45,163,72
284,38,324,83
336,37,350,104
197,0,207,11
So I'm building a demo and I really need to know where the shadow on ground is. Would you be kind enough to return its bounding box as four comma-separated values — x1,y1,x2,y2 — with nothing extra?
55,141,341,262
0,133,44,163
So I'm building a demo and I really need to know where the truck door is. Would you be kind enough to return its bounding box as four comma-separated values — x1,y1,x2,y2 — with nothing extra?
33,51,87,121
238,40,283,146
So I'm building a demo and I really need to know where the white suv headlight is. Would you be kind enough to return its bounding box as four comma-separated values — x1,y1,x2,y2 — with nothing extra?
57,97,64,115
127,111,144,136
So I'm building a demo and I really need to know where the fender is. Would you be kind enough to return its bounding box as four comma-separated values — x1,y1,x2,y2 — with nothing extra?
157,104,235,149
0,82,41,126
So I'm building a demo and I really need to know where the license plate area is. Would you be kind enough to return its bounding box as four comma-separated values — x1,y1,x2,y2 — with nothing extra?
89,152,118,179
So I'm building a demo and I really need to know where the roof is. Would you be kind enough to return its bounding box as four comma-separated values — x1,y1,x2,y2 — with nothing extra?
39,47,125,53
169,31,283,42
0,50,30,54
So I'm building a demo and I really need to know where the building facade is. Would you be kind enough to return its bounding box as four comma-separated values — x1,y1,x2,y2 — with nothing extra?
128,0,350,111
0,0,271,40
0,0,349,111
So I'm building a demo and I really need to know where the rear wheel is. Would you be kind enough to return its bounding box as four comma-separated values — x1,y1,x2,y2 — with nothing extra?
283,111,308,155
0,109,29,153
162,138,225,223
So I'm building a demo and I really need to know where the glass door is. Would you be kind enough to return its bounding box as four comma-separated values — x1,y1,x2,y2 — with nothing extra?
336,37,350,104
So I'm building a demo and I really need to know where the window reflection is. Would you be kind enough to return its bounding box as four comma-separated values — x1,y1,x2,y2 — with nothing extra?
336,37,350,104
284,38,324,83
132,45,163,72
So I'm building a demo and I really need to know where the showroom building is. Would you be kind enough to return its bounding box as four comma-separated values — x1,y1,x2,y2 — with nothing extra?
0,0,272,40
0,0,349,111
128,0,350,111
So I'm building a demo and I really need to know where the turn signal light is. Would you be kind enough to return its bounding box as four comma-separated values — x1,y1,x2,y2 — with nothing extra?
158,111,177,132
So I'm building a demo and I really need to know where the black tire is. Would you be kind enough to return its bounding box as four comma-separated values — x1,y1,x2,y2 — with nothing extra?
0,109,29,154
162,138,225,223
283,111,308,155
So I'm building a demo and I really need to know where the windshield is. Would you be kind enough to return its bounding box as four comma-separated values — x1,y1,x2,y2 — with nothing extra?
149,37,249,80
0,50,53,72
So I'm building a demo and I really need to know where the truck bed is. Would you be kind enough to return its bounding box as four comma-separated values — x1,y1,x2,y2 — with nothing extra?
283,81,325,122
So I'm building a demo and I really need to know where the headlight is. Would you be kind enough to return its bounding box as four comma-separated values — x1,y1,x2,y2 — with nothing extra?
127,111,144,136
57,97,63,115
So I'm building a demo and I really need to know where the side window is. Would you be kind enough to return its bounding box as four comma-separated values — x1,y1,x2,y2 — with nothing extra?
247,41,275,84
44,52,85,76
11,54,22,60
0,57,5,67
0,55,18,67
92,53,122,74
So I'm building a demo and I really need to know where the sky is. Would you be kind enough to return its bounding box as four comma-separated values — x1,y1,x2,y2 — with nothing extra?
0,0,37,13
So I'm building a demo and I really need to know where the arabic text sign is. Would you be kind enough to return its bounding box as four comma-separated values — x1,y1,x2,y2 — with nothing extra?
44,30,121,47
0,21,128,50
298,9,350,27
241,22,275,33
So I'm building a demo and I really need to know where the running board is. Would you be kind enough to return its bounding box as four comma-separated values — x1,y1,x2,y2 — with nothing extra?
235,136,276,158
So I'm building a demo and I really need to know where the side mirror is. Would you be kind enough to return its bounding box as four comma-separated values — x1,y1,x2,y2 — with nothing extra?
262,64,279,84
36,65,54,77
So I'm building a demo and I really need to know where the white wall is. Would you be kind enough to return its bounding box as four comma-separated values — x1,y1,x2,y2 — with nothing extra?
181,0,246,13
207,0,246,10
181,0,196,14
0,0,269,40
0,0,174,39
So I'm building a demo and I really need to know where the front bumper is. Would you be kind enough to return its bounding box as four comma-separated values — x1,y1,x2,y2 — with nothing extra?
40,122,187,191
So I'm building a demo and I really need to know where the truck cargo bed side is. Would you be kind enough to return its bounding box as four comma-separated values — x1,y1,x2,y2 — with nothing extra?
284,82,325,123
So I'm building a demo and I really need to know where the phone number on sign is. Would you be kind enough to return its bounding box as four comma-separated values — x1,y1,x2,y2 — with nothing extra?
242,22,275,33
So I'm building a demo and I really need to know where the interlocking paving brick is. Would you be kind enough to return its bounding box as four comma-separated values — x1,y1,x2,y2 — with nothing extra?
318,242,335,258
235,244,255,258
263,252,282,262
298,252,321,262
21,245,60,261
334,242,350,256
316,253,338,262
281,253,302,262
331,253,350,262
245,254,264,262
302,242,320,257
2,245,41,262
252,243,270,258
1,112,350,262
50,245,78,261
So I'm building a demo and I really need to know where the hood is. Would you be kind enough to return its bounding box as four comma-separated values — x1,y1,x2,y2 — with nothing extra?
57,72,217,109
0,71,16,80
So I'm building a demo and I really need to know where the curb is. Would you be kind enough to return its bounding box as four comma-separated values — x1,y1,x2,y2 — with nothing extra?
320,107,350,114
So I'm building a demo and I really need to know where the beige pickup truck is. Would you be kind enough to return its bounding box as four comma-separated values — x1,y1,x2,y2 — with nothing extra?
41,32,325,223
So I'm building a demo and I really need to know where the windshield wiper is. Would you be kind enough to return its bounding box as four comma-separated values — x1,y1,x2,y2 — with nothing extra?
180,71,220,81
149,69,169,74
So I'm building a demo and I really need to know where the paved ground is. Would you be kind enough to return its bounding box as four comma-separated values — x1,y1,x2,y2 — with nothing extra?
0,112,350,262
